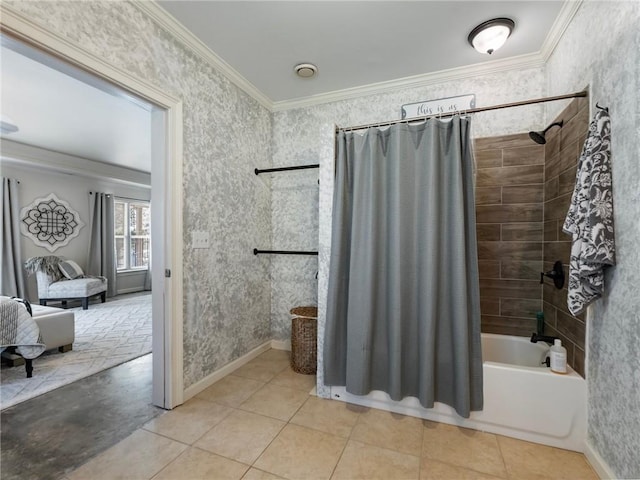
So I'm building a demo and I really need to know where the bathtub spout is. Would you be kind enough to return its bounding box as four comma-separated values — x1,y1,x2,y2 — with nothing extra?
530,333,559,345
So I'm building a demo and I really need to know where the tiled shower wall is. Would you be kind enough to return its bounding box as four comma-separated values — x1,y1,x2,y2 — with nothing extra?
542,97,589,377
474,97,589,378
474,134,544,336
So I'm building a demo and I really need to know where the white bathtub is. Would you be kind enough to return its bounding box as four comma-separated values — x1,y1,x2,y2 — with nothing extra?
329,333,586,452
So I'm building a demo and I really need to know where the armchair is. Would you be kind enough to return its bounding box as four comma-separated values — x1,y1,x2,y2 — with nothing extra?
25,256,107,310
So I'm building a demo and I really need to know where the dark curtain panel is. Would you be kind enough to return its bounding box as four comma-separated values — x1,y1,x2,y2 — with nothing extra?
87,192,116,297
1,178,26,298
324,117,482,418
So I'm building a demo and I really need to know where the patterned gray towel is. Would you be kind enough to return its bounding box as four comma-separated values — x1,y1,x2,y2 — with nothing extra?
562,108,616,316
0,296,46,359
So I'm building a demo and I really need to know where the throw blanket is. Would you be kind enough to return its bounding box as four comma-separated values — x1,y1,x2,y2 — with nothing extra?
24,256,64,281
0,296,46,359
562,108,615,315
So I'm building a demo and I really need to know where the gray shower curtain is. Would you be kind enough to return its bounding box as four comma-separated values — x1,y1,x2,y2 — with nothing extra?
324,117,482,418
87,192,116,297
1,178,26,298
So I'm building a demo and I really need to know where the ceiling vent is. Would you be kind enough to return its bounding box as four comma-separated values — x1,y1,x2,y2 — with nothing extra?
294,63,318,78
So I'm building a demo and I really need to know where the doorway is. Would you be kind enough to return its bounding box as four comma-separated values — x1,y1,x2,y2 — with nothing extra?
0,25,183,408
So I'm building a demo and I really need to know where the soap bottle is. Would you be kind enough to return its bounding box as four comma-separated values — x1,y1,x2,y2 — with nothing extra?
536,311,545,335
550,339,567,374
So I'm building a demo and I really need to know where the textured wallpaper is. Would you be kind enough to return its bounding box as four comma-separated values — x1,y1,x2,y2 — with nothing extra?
545,2,640,478
272,67,547,397
4,1,274,389
269,169,319,341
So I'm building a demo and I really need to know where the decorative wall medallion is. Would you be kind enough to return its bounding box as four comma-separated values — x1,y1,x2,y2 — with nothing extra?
20,194,85,252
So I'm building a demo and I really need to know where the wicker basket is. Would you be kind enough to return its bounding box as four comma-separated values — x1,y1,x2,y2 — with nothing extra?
290,306,318,375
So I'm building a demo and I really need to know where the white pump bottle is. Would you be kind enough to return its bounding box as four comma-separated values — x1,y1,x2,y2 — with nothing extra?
550,339,567,374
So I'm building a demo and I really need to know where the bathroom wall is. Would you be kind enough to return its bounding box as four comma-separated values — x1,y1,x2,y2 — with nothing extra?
3,1,274,389
544,2,640,478
473,134,544,337
272,67,548,397
541,97,589,378
268,164,319,342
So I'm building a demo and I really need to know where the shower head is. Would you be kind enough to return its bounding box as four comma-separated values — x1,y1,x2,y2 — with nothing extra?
529,130,547,145
528,120,564,145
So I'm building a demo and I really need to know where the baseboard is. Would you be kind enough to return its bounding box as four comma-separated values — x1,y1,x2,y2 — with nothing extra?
116,287,145,295
271,339,291,351
183,341,271,401
584,439,617,479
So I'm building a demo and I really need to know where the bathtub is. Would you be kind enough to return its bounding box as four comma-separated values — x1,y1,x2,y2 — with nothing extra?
329,333,586,452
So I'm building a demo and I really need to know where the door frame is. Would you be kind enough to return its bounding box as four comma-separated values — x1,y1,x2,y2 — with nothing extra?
1,5,184,408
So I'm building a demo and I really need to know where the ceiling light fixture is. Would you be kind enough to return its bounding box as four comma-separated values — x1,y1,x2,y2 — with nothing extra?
0,114,19,134
294,63,318,78
468,18,515,55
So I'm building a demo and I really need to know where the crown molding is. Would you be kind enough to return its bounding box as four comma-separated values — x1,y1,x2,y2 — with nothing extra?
133,1,272,110
271,1,582,112
3,0,581,114
0,139,151,186
539,0,583,62
271,52,546,112
133,0,580,113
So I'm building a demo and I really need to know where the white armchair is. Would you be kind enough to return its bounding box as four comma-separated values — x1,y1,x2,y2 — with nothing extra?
35,271,107,310
25,256,107,310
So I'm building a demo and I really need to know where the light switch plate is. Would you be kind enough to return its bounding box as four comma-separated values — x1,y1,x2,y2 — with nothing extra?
192,230,210,249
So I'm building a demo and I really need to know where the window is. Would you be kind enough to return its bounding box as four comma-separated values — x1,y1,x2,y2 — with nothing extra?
114,200,151,271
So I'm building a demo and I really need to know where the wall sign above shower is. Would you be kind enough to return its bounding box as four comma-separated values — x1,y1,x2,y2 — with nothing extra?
401,94,476,120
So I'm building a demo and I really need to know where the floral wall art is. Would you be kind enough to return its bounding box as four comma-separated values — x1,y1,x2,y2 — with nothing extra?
20,193,84,252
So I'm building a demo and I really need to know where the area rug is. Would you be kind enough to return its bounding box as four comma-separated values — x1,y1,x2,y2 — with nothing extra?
0,293,152,410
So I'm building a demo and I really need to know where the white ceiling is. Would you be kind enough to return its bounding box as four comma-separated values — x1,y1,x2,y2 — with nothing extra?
0,39,153,173
157,1,565,103
0,1,568,172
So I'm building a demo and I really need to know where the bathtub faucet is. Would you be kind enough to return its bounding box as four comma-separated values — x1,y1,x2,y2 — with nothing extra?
530,333,559,345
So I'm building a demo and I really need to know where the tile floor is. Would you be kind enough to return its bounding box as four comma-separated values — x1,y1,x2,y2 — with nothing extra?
66,349,598,480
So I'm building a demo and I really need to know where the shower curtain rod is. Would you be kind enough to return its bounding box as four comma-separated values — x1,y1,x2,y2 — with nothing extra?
336,90,588,133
